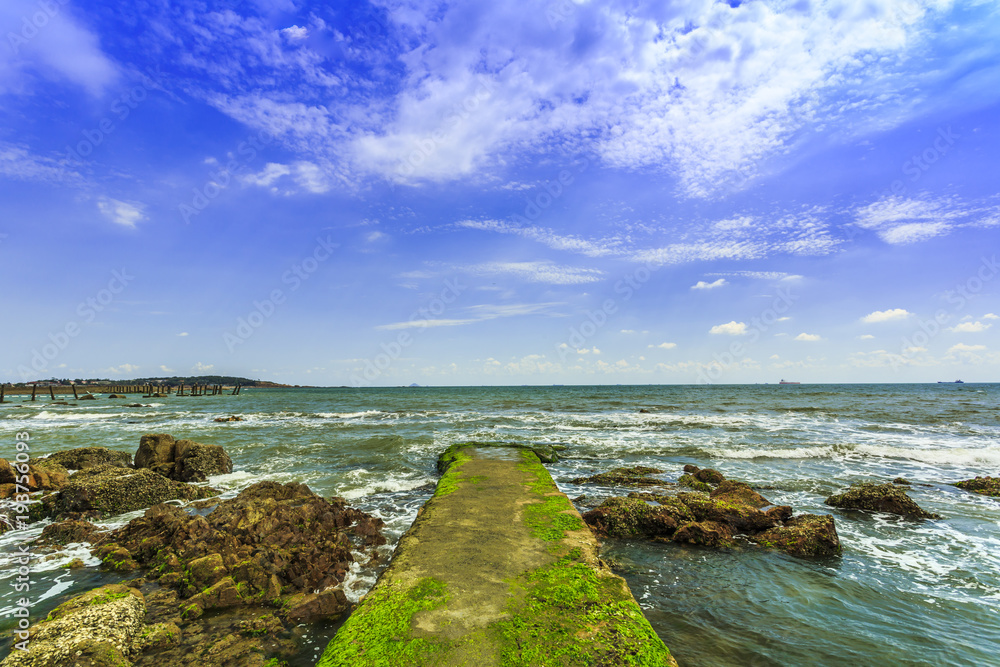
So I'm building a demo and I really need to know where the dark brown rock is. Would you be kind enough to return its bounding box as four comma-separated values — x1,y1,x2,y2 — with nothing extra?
52,465,218,518
677,492,779,533
46,447,132,470
672,521,734,547
710,479,770,508
38,519,101,546
954,476,1000,497
826,482,940,519
693,468,725,485
754,513,841,557
570,466,665,487
134,434,233,482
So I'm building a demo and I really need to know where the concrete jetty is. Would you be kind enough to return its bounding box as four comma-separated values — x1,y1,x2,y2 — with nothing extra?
318,443,676,666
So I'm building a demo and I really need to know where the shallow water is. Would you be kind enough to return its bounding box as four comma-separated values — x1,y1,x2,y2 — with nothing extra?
1,384,998,665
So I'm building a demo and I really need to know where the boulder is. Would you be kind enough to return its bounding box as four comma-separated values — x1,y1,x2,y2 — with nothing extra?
954,476,1000,497
693,468,726,485
93,481,385,605
52,465,218,518
172,440,233,482
672,521,734,548
0,458,70,494
825,482,940,519
677,474,712,492
38,519,101,546
0,584,145,667
571,466,665,487
710,479,770,509
677,492,779,533
753,514,841,557
134,434,233,482
582,495,693,539
47,446,132,470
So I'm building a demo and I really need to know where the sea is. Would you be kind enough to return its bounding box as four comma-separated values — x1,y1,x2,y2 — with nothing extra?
1,384,998,666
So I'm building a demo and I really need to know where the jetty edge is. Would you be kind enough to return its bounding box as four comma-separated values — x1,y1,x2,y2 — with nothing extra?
318,442,676,666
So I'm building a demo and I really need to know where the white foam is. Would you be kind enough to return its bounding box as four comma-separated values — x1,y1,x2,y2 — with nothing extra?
341,556,377,603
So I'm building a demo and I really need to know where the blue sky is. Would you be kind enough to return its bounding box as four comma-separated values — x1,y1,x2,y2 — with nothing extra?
2,0,999,385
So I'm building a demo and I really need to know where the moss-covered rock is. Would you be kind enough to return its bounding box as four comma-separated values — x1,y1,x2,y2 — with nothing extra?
134,434,232,482
672,520,734,548
582,496,693,539
753,514,841,557
826,481,940,519
50,465,218,519
46,447,132,470
38,519,102,546
0,584,145,667
571,466,665,487
710,479,770,508
677,473,712,492
677,492,778,533
436,442,559,473
954,476,1000,497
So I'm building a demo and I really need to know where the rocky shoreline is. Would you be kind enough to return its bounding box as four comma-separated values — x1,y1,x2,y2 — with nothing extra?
0,436,387,667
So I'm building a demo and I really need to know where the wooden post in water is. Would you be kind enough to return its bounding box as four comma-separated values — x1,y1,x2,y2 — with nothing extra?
72,384,78,400
49,386,55,400
31,385,37,401
178,383,185,396
0,384,5,403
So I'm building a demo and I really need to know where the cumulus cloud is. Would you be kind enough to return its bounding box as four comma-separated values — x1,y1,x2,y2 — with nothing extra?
710,321,747,336
794,333,822,341
648,342,677,350
193,362,215,372
948,343,986,354
861,308,911,323
949,321,992,333
97,197,145,228
858,334,875,340
692,278,727,290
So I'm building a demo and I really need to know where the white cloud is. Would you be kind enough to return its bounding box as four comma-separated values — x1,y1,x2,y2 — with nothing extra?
795,333,822,341
777,317,791,322
710,321,747,336
177,332,189,337
157,0,955,198
858,334,875,340
376,302,561,330
692,278,727,290
620,329,636,334
648,342,677,350
0,0,118,96
948,343,987,354
241,161,333,194
984,313,999,320
949,321,992,333
462,261,603,285
861,308,911,323
106,363,139,375
366,231,387,243
280,25,308,42
851,195,998,245
0,144,81,183
159,365,174,373
97,197,146,228
576,347,600,355
193,362,215,372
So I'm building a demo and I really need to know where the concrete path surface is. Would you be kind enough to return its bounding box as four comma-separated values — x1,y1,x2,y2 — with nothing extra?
318,443,677,666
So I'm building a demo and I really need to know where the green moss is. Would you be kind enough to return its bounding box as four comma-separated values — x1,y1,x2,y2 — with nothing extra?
493,553,672,666
434,446,473,498
88,590,129,606
517,450,584,541
678,474,712,493
317,577,449,666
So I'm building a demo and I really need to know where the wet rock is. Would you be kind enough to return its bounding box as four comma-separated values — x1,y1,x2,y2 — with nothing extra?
213,415,244,422
134,434,233,482
753,514,841,557
51,465,218,518
825,482,940,519
64,558,85,569
677,474,712,493
893,477,911,485
710,479,770,509
672,521,734,548
682,464,700,473
0,584,145,667
284,589,349,623
582,496,693,539
677,492,779,534
571,466,665,487
764,505,794,523
954,476,1000,497
78,393,96,400
95,481,384,606
694,468,725,485
46,446,133,470
38,519,102,546
0,458,70,494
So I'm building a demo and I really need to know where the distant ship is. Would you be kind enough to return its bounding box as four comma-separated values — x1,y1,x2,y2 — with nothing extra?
937,380,964,384
778,379,800,385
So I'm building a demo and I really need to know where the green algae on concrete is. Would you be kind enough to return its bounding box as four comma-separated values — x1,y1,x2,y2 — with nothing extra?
318,443,674,667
